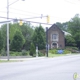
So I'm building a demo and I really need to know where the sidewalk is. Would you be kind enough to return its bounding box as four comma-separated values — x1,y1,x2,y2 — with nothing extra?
0,57,46,61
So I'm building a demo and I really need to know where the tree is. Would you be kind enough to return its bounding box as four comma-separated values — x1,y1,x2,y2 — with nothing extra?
0,30,4,52
0,22,34,51
55,22,68,31
0,23,21,50
0,24,7,50
20,23,34,50
68,14,80,49
10,30,25,52
29,42,36,56
55,22,63,30
32,25,46,50
68,14,80,34
9,23,21,43
65,35,76,46
62,22,68,31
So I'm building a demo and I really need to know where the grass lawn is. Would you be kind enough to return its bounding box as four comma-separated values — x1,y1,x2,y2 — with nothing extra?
48,53,70,57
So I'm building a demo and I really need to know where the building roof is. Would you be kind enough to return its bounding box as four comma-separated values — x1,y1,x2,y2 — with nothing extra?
62,31,71,36
48,24,71,35
48,24,64,34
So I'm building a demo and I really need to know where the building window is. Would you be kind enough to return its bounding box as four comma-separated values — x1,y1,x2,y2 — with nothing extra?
52,34,58,41
59,45,62,48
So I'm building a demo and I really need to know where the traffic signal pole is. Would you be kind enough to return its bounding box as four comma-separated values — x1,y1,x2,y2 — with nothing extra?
46,27,48,57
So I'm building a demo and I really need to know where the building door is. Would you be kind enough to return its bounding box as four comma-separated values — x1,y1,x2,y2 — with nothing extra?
52,43,57,48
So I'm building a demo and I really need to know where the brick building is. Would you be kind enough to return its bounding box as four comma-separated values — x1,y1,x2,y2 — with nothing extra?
48,24,65,49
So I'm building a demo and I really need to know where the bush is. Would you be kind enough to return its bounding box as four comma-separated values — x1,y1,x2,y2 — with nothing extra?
29,43,36,56
10,51,22,56
63,49,71,54
22,50,29,56
49,49,71,54
49,49,57,54
10,51,30,56
38,51,45,56
0,49,6,56
65,46,79,53
66,46,78,50
39,49,46,56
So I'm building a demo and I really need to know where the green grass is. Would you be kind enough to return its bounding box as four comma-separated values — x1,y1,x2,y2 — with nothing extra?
48,53,70,57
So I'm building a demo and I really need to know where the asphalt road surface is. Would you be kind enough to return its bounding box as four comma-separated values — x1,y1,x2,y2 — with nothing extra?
0,55,80,80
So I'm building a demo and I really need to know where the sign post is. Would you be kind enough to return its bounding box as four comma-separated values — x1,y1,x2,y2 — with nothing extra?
36,45,38,57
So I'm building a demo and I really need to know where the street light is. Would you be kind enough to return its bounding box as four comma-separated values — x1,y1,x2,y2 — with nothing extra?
7,0,25,61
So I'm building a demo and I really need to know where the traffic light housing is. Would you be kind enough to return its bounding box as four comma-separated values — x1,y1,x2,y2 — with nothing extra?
47,15,50,23
19,19,23,26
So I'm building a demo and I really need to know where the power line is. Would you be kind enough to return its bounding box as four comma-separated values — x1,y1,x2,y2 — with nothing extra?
0,7,42,17
0,16,13,19
0,8,43,17
0,15,46,20
0,11,6,13
9,11,36,17
0,14,71,22
10,7,41,15
50,15,71,20
0,10,40,17
23,16,47,19
64,0,80,5
0,19,52,25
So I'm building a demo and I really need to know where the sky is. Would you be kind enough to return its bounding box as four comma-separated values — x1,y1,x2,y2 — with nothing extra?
0,0,80,27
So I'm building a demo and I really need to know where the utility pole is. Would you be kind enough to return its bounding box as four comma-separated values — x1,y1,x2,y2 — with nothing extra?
46,27,48,57
6,0,25,61
7,0,9,61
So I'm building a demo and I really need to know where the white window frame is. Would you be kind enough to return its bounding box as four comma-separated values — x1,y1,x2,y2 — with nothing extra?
51,32,59,41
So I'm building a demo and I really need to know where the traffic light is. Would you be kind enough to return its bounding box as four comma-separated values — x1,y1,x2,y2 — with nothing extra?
19,19,23,26
47,15,50,23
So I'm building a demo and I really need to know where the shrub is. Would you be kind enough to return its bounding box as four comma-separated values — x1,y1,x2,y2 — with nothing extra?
66,46,78,50
65,46,79,53
49,49,71,54
63,49,71,54
0,49,6,56
39,49,46,55
38,51,45,56
10,51,22,56
22,50,29,56
29,43,36,56
49,49,57,54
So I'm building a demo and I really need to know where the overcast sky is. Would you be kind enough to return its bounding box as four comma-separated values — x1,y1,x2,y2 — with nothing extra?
0,0,80,27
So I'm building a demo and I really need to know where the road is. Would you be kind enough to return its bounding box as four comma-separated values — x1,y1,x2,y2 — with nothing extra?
0,55,80,80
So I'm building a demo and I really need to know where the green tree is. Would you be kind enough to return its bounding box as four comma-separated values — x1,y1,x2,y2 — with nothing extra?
0,23,21,50
55,22,63,30
20,23,34,50
55,22,68,31
10,30,25,52
32,25,46,50
0,22,34,51
68,14,80,49
0,30,4,52
9,23,21,43
29,42,36,56
65,35,76,46
0,24,7,50
62,22,69,31
68,14,80,34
